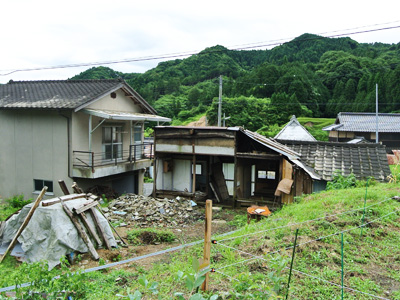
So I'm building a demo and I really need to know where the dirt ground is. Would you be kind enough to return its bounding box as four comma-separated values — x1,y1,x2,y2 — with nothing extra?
75,207,243,271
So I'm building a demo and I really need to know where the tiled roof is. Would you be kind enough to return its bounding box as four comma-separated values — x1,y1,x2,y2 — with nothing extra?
323,112,400,132
280,140,391,182
275,115,316,141
0,79,155,113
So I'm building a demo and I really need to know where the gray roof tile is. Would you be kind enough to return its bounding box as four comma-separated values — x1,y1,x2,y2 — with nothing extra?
323,112,400,133
0,79,155,113
280,140,391,182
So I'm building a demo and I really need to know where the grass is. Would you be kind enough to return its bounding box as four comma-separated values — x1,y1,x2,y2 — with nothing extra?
1,181,400,299
0,195,32,221
127,228,176,245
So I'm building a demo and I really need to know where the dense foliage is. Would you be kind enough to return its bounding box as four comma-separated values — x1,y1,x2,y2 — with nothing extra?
71,34,400,132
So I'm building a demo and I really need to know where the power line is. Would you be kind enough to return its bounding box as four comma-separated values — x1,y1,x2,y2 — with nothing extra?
1,23,400,77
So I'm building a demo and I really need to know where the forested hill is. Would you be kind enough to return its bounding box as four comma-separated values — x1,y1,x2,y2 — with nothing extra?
71,33,400,131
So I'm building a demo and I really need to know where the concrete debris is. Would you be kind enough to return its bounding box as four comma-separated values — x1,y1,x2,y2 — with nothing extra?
103,194,203,227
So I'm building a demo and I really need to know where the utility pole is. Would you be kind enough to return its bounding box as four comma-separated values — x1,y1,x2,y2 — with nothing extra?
218,75,222,127
376,83,379,143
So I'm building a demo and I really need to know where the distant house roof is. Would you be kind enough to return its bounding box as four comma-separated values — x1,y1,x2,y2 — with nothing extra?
274,115,316,141
280,140,391,182
347,136,371,144
322,112,400,133
0,79,157,114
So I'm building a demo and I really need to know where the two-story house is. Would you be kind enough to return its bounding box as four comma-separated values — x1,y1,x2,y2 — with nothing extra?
0,79,170,199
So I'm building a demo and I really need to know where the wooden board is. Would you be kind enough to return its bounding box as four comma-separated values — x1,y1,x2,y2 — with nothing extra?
41,193,87,207
211,162,229,201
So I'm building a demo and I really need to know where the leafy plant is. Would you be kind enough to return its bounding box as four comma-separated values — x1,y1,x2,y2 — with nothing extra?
127,228,176,245
326,172,358,190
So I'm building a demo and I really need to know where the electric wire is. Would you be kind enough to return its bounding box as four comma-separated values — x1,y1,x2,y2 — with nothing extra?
216,197,395,243
1,22,400,77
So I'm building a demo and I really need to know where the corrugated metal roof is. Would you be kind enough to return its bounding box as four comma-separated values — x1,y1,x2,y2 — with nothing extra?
275,115,316,141
280,140,391,181
323,112,400,132
0,79,156,114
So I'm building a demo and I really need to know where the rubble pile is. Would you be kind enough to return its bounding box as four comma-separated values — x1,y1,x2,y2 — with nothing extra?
102,194,203,227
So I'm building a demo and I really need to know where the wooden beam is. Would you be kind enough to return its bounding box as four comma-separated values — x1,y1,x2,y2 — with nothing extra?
71,182,84,194
41,193,87,207
89,207,112,250
95,206,127,245
0,187,47,263
79,211,102,247
74,200,99,214
58,180,70,195
61,202,99,260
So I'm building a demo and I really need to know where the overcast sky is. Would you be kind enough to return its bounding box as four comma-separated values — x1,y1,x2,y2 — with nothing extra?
1,0,400,84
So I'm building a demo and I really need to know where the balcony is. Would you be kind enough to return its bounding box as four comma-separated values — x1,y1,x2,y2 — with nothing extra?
72,143,153,179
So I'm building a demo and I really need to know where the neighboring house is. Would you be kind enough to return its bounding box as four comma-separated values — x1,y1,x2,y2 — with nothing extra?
153,126,321,206
0,79,170,199
323,112,400,153
280,140,391,188
274,115,316,142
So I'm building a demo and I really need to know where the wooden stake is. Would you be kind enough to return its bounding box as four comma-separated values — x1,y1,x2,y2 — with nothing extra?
0,187,47,263
58,180,70,195
201,200,212,291
61,201,99,260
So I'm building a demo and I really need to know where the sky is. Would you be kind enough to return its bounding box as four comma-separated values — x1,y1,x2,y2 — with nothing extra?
1,0,400,84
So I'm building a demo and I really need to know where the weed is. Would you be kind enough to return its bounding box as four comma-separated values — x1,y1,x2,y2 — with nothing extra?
127,228,176,245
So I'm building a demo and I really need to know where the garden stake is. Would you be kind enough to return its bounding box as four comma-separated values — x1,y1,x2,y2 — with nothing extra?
285,228,299,300
201,200,212,291
341,232,344,300
360,178,370,237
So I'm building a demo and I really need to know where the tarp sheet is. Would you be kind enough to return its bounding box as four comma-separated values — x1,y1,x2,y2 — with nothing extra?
0,198,117,270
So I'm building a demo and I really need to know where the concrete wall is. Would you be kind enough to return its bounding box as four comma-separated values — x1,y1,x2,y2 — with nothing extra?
0,110,71,200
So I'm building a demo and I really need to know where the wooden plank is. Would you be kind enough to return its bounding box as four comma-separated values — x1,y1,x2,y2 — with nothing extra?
0,187,47,263
79,211,102,246
89,207,112,250
41,193,87,207
211,162,229,201
281,159,294,204
58,180,70,195
71,182,84,194
74,200,99,214
209,182,221,202
95,206,127,245
201,200,212,291
61,202,99,260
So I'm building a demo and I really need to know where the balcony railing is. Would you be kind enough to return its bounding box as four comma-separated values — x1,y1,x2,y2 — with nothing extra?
73,143,154,172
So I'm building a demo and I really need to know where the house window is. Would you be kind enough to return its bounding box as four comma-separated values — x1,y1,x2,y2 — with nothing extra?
103,126,123,160
257,170,276,180
192,163,203,175
34,179,53,193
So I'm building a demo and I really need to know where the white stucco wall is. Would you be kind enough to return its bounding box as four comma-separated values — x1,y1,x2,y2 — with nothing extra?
0,110,70,199
86,89,143,113
156,159,191,192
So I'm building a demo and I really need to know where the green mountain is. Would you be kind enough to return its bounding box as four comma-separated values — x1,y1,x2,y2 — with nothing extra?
71,34,400,131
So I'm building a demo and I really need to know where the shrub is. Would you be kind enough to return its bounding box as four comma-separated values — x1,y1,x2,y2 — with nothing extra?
127,228,176,245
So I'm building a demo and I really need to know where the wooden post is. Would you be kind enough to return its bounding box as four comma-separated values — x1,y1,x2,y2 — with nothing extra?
96,206,127,245
61,201,99,260
0,187,47,263
201,200,212,291
58,180,70,195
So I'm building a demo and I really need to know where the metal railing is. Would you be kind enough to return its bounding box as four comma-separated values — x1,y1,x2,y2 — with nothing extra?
73,142,154,172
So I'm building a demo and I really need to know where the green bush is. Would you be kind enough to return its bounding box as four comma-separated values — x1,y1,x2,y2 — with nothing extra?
127,228,176,245
326,172,358,190
7,195,32,209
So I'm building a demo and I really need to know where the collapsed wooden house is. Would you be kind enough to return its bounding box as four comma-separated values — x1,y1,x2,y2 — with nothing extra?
153,126,320,206
153,126,391,206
